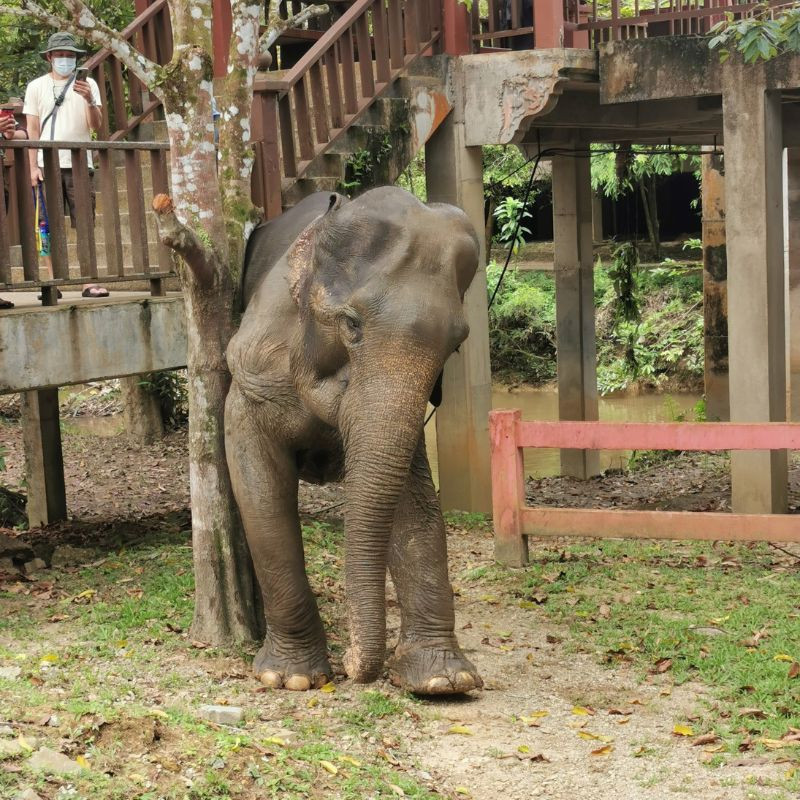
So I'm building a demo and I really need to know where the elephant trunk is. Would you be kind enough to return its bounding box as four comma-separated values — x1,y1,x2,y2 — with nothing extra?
340,355,437,682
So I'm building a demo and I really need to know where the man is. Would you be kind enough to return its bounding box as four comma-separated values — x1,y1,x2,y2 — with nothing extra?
1,106,28,309
24,31,108,298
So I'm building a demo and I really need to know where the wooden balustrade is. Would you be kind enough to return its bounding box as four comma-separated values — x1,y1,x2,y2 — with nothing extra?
0,141,172,293
581,0,798,45
252,0,442,216
83,0,172,141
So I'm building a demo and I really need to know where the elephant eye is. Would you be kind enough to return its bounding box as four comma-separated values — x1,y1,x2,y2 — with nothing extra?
340,313,363,344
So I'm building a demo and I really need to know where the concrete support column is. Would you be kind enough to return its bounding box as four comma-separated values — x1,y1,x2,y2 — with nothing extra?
786,149,800,420
592,191,604,244
21,389,67,528
121,375,164,444
551,151,600,479
425,96,492,513
722,71,787,513
701,150,729,422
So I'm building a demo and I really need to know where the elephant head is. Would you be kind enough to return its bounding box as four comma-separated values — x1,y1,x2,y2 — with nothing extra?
286,186,479,681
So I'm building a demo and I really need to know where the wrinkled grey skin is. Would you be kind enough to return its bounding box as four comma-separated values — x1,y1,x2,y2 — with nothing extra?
225,186,482,695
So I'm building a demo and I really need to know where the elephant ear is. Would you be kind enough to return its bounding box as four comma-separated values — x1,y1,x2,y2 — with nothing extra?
288,193,347,313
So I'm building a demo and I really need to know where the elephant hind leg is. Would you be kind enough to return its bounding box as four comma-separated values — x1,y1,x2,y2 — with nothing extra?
225,385,332,690
386,439,482,695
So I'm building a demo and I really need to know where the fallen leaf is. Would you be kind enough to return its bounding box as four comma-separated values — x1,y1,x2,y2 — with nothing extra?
692,733,720,747
76,754,90,769
774,654,797,663
591,745,614,756
320,683,336,693
388,784,405,797
447,725,473,736
72,589,96,603
760,738,794,750
789,662,800,679
337,755,361,767
262,736,286,746
517,745,530,753
652,658,672,674
617,718,630,726
598,604,612,619
703,744,725,753
738,708,767,720
578,731,612,742
572,706,595,716
191,640,210,649
454,788,472,796
673,725,694,737
319,760,338,775
607,708,633,716
545,634,562,644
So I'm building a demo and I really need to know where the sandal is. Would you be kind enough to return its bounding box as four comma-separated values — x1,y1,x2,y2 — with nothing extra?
0,298,13,309
81,285,110,298
36,289,63,300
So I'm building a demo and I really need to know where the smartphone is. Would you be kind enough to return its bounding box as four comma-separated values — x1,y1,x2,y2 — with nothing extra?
75,66,89,81
0,109,14,119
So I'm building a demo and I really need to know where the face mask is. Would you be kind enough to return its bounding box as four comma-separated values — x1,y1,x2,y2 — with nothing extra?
52,57,76,77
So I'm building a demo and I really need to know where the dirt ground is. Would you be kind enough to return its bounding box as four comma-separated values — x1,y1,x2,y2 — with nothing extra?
2,418,799,799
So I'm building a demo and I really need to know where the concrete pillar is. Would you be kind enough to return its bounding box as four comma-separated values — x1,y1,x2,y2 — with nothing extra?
701,150,729,422
21,389,67,527
551,151,600,479
786,149,800,421
121,375,164,444
592,191,604,244
425,83,492,513
722,70,787,513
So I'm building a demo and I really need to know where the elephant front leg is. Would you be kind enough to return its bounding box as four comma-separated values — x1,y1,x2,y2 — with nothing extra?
225,386,331,690
387,439,482,695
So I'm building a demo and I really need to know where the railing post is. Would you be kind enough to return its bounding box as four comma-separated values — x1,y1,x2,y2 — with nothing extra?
533,0,565,48
441,0,472,55
490,409,528,567
212,0,233,78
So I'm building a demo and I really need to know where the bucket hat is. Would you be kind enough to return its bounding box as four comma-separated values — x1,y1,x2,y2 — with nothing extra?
40,32,86,57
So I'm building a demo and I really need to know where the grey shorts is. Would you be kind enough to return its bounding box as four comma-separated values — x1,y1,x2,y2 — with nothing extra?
60,168,96,228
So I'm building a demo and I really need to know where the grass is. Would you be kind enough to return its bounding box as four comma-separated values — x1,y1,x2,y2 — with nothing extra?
464,537,800,753
0,521,440,800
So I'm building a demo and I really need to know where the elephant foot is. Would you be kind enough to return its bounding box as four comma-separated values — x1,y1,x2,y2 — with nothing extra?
253,638,331,691
388,638,482,696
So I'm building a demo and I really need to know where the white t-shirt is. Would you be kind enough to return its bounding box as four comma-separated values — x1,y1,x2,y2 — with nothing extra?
23,73,102,170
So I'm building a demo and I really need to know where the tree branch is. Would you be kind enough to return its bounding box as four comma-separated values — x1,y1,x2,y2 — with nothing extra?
259,2,329,53
0,0,158,86
152,194,216,287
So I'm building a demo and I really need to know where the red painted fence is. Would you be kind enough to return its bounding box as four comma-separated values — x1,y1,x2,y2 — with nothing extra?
489,409,800,566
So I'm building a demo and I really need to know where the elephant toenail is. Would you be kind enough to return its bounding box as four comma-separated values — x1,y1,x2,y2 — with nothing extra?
284,674,312,691
259,670,283,688
424,676,451,693
313,674,331,689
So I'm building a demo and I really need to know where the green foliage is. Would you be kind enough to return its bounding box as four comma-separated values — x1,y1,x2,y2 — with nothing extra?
0,1,135,100
493,196,532,254
591,144,700,200
487,253,704,393
487,262,557,384
141,370,189,428
709,2,800,63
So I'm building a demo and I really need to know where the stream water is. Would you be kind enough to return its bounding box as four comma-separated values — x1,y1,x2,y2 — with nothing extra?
424,386,702,483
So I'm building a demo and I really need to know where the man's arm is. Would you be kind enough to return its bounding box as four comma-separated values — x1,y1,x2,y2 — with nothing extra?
26,114,42,185
73,80,102,133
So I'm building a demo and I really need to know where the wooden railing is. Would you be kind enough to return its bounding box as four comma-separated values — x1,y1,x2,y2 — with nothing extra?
490,409,800,567
251,0,442,217
0,141,172,295
580,0,797,46
82,0,172,141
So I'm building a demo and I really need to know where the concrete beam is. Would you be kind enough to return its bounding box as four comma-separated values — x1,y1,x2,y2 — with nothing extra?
787,149,800,421
461,49,598,145
552,150,600,479
0,297,187,394
426,62,492,513
600,38,800,105
723,68,787,513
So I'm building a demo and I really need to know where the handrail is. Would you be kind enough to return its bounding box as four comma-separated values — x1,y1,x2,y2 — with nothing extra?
82,0,169,71
256,0,377,94
3,140,169,151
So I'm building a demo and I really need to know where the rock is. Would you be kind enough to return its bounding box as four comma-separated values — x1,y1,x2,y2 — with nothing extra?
0,725,14,736
0,666,22,680
24,558,48,575
27,746,82,774
15,789,43,800
198,705,244,725
0,740,25,758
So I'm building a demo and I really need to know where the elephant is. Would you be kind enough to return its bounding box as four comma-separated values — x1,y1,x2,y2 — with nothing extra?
225,186,483,695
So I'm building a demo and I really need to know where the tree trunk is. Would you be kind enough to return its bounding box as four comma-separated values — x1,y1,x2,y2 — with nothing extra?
485,198,496,261
183,283,264,643
639,177,660,261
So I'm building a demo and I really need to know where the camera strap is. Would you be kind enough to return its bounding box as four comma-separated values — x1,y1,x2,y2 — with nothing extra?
41,73,78,140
